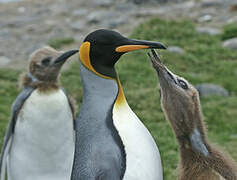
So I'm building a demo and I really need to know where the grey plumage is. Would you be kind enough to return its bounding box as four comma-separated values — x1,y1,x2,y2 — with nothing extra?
0,86,34,179
71,63,125,180
190,128,209,157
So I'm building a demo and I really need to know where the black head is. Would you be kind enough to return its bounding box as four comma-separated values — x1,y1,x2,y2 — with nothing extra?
79,29,166,78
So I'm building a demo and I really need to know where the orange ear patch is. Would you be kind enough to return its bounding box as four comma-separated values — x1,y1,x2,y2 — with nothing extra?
79,42,91,70
79,42,112,80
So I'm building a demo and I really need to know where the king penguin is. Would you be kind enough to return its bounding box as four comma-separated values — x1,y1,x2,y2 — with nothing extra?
0,47,78,180
71,29,166,180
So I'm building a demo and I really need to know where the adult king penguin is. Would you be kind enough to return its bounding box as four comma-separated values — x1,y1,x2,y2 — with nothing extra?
71,29,166,180
0,47,78,180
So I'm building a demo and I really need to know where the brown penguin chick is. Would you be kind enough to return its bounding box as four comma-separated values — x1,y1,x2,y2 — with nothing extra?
20,46,78,112
0,47,78,180
20,46,77,92
148,49,237,180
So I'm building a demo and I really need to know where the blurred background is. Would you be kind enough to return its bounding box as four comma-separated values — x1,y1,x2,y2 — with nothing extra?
0,0,237,179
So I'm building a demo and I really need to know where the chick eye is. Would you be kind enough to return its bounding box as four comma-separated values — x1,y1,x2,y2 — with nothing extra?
41,57,52,66
178,79,188,90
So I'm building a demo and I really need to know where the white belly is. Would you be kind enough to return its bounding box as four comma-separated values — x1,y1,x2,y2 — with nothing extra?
7,89,75,180
113,103,163,180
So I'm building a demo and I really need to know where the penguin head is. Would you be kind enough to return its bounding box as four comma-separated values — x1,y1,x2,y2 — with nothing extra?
29,47,78,82
79,29,166,78
148,49,200,136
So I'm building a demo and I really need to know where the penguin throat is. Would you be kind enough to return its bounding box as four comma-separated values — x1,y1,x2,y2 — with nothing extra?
27,73,39,83
114,78,127,108
20,72,59,92
91,64,117,79
79,41,127,106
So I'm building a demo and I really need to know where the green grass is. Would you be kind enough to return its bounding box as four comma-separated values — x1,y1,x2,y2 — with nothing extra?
222,23,237,40
48,37,75,49
1,18,237,179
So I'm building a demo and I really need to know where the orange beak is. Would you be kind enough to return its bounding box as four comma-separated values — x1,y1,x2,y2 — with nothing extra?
115,39,166,53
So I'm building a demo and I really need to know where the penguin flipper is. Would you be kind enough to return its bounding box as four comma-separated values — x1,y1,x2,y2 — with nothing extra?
61,88,77,130
0,86,35,180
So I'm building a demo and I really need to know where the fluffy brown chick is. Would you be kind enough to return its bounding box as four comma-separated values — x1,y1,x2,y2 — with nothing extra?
148,49,237,180
20,46,78,92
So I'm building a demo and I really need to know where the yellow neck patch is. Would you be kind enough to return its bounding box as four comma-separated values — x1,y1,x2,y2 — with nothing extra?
114,78,127,108
79,41,127,107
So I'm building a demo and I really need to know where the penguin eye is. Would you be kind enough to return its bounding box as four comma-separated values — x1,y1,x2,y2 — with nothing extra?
41,57,52,66
178,79,188,90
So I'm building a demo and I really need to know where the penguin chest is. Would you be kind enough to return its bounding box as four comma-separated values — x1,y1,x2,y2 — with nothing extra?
8,89,74,180
113,104,163,180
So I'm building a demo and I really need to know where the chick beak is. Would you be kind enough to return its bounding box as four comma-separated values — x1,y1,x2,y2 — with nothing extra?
115,38,166,53
54,50,78,65
148,49,177,85
148,49,166,72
